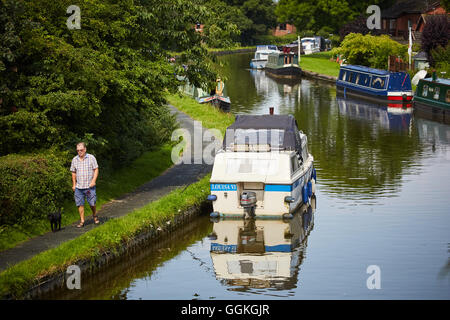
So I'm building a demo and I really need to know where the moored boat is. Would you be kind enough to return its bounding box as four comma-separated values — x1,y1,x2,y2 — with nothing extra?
179,77,231,112
250,45,279,69
265,46,302,79
207,112,316,219
413,74,450,124
336,65,413,106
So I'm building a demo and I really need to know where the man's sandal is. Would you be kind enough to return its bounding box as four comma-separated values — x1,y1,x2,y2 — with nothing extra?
93,216,100,224
76,221,85,228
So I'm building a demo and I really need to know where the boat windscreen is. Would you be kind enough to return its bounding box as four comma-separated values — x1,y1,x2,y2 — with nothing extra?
226,129,285,149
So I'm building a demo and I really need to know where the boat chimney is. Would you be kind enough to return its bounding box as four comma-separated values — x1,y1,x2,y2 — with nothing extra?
432,70,437,82
269,107,274,115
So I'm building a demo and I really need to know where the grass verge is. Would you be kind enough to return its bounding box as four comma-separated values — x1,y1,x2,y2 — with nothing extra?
300,51,340,78
0,174,211,299
0,144,174,252
167,93,235,135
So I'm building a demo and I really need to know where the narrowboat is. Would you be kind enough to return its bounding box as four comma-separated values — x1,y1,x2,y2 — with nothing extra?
249,45,279,69
209,201,315,289
336,65,413,105
265,46,302,79
207,113,316,219
413,74,450,124
179,77,231,111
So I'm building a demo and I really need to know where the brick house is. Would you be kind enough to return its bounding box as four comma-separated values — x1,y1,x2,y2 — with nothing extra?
272,23,297,37
380,0,446,40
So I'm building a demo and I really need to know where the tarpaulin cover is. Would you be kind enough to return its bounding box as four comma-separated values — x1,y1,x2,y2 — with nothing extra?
223,115,302,152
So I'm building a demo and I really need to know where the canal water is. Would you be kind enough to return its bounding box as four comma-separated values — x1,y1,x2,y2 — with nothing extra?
45,53,450,299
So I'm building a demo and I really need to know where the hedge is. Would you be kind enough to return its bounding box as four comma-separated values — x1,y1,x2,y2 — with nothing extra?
0,151,72,226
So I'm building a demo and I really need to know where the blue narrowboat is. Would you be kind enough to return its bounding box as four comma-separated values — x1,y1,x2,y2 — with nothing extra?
336,65,413,106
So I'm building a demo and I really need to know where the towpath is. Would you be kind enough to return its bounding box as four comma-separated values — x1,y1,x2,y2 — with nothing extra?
0,105,212,272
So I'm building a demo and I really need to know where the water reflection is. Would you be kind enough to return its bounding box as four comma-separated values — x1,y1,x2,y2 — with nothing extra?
416,116,450,145
336,96,412,132
210,200,315,294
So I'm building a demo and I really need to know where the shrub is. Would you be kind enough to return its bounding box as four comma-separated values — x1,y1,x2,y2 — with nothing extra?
331,33,408,69
421,15,449,66
0,151,72,226
431,43,450,78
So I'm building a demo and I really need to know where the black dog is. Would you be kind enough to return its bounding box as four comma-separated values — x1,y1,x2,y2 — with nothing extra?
48,208,62,232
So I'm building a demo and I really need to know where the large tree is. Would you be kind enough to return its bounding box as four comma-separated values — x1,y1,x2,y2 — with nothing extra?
275,0,394,33
0,0,223,166
221,0,277,44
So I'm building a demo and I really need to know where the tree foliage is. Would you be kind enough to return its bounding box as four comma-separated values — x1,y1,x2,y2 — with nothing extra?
0,0,222,167
421,14,449,66
221,0,277,44
275,0,394,33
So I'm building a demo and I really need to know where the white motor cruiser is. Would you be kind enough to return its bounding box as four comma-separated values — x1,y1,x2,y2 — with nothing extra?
208,112,316,219
250,45,279,69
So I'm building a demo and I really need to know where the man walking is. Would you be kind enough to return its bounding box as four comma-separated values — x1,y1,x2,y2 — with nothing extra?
70,142,100,227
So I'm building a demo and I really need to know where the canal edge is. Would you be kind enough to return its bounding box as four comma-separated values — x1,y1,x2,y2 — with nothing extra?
2,201,212,300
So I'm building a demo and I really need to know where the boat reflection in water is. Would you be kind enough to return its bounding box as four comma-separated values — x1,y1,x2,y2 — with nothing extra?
209,198,316,292
249,69,302,108
336,94,412,132
416,116,450,146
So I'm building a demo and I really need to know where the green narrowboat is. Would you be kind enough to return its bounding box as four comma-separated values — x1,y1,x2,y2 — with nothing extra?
413,74,450,124
265,46,302,79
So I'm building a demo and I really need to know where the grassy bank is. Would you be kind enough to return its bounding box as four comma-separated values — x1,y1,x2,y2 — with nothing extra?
0,144,174,252
300,51,340,78
0,174,211,299
167,93,235,134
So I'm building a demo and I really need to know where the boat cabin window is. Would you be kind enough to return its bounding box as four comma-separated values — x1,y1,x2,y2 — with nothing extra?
291,155,299,174
371,76,385,89
422,85,428,97
349,72,355,83
446,90,450,103
360,74,370,86
301,144,308,164
355,74,360,84
433,87,440,100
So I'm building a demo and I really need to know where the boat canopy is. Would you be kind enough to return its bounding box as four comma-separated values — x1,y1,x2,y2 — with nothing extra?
222,115,302,153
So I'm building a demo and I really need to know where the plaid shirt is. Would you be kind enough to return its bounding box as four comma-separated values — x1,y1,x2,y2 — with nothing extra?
70,153,99,189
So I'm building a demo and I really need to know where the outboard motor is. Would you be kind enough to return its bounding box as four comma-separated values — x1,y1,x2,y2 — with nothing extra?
240,191,257,219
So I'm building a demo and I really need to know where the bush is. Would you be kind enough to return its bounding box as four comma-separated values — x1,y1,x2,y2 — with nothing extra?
421,15,449,66
431,43,450,78
0,151,72,226
331,33,408,69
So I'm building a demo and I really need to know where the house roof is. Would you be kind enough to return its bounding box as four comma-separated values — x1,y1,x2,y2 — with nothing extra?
381,0,441,19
